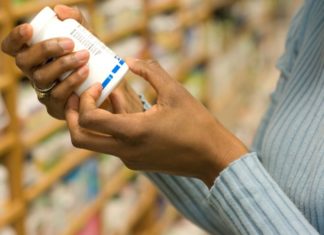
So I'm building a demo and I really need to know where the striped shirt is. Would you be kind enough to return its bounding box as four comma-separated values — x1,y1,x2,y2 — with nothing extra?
146,0,324,234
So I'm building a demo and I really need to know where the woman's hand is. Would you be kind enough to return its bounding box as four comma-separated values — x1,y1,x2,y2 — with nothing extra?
65,59,248,187
1,5,92,119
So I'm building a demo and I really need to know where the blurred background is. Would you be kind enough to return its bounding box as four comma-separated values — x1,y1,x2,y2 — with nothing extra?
0,0,302,234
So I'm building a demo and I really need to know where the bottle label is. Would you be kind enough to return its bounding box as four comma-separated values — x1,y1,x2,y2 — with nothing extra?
70,25,114,57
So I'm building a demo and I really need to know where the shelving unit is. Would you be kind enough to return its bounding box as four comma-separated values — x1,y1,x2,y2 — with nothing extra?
0,0,239,234
101,19,147,44
61,168,135,235
10,0,92,19
22,118,65,150
0,132,15,156
24,149,93,201
0,200,25,228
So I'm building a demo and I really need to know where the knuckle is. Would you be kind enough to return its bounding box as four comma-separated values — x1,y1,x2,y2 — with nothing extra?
58,56,69,68
64,75,77,88
15,53,26,69
50,91,63,103
146,59,161,69
78,111,93,128
70,131,84,148
32,70,43,84
71,136,81,148
65,73,84,89
41,41,55,55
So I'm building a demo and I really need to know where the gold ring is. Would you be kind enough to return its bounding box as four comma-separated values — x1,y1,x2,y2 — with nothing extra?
32,81,57,99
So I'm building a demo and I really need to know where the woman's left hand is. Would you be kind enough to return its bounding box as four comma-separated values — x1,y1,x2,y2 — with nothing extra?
65,58,248,187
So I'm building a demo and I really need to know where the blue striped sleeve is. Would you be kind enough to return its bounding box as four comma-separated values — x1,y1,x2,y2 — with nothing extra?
145,153,319,234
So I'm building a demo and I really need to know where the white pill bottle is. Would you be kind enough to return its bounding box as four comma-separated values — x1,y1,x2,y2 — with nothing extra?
29,7,129,106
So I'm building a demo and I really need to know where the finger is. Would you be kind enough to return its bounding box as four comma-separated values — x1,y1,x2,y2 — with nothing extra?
109,90,125,114
51,65,89,104
125,58,174,95
65,95,121,155
15,38,74,72
65,93,80,114
1,24,32,56
54,5,89,28
78,85,141,137
32,49,89,89
79,83,103,113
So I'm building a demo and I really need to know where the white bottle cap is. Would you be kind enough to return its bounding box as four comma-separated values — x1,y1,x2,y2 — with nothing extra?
29,7,57,45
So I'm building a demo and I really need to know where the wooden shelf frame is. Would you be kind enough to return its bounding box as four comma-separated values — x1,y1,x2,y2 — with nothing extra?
22,117,66,151
60,167,135,235
0,200,25,228
0,132,15,156
147,0,179,16
11,0,91,19
119,181,157,235
101,18,147,44
0,74,12,91
137,205,179,235
176,53,210,82
180,1,211,28
0,9,7,25
24,149,93,202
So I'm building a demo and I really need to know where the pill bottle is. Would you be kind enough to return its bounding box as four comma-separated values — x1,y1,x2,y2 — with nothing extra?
29,7,129,106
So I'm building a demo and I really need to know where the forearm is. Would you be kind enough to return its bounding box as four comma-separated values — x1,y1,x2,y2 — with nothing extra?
145,153,319,235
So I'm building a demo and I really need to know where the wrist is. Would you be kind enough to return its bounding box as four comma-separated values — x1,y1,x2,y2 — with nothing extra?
200,121,248,187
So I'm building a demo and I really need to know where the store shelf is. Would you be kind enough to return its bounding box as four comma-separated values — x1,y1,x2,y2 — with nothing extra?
182,5,211,28
60,167,135,235
101,19,146,44
0,9,6,24
176,53,209,82
120,182,157,235
22,116,66,150
11,0,89,19
0,132,15,156
0,74,12,91
213,0,238,11
148,1,179,15
137,205,179,235
24,149,93,202
0,200,25,228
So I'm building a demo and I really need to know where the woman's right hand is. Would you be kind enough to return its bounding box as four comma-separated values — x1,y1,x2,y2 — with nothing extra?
1,5,90,120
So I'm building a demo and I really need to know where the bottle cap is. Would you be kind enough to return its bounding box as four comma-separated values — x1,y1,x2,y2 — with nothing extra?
29,7,57,45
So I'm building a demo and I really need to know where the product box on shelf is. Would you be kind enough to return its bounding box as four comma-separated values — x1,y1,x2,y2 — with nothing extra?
26,158,100,235
96,0,144,38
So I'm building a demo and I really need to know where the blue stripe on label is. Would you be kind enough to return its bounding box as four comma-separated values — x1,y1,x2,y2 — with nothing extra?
112,65,120,74
102,75,112,88
119,60,125,65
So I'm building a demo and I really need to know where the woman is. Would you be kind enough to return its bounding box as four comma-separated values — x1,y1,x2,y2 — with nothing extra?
2,2,323,234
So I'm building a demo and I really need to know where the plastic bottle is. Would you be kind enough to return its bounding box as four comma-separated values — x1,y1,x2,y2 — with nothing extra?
29,7,129,106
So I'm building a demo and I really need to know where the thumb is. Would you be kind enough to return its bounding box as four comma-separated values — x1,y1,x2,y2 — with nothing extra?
79,83,103,116
126,58,173,96
54,5,89,28
65,93,80,121
65,93,80,112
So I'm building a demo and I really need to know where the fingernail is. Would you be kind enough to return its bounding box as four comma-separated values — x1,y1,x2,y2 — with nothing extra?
58,39,74,52
78,65,89,77
75,50,89,63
